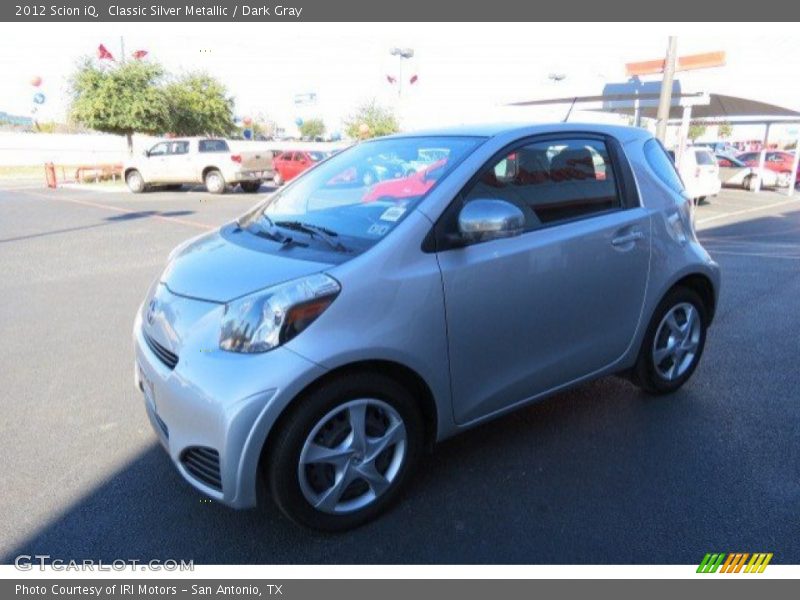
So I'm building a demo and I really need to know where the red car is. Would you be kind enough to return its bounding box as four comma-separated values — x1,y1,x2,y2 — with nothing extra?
272,150,327,185
361,159,448,202
737,150,799,187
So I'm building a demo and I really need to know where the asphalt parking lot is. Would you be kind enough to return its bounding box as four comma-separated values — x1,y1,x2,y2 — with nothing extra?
1,180,798,564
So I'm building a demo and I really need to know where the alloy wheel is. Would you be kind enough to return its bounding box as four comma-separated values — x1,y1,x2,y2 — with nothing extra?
297,398,407,514
652,302,702,381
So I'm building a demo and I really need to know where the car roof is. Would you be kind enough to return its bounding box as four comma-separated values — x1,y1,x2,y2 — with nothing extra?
381,122,652,143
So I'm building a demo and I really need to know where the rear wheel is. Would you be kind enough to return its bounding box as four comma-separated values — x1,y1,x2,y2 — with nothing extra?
240,181,261,193
632,287,708,395
126,170,146,193
204,169,226,194
267,372,423,531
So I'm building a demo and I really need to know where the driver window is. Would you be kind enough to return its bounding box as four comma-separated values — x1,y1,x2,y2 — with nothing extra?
148,142,169,156
463,138,622,231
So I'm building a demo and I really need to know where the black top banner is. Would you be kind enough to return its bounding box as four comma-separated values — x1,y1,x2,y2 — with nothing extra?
3,0,800,21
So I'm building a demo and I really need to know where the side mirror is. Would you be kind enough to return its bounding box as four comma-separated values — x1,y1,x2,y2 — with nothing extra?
458,199,525,244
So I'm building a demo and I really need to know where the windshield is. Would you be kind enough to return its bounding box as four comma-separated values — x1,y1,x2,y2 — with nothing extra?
239,136,483,253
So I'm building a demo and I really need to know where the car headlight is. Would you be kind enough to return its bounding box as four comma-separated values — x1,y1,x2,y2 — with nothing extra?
219,273,340,353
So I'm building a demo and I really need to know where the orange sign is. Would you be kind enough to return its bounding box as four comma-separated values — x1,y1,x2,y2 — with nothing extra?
625,51,726,77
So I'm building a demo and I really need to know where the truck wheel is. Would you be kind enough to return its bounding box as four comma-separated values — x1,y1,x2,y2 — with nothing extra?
204,170,226,194
240,182,261,193
126,170,146,193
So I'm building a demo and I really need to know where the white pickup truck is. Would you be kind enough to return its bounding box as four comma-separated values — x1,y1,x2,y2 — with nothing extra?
124,137,274,194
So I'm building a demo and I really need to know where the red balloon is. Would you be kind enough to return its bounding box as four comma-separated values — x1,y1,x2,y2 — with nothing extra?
242,116,253,126
30,76,42,87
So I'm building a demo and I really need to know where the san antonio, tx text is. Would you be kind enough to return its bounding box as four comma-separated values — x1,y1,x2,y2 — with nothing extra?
108,4,304,17
16,584,282,596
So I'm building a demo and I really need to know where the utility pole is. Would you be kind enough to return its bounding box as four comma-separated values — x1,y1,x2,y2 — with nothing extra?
655,36,678,143
120,36,125,63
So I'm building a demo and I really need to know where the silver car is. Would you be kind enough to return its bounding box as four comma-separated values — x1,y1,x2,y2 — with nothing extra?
134,123,720,530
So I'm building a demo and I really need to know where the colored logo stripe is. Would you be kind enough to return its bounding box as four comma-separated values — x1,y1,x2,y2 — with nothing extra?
697,552,773,573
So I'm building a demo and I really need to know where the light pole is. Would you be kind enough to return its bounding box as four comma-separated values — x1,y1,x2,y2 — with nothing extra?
389,47,415,99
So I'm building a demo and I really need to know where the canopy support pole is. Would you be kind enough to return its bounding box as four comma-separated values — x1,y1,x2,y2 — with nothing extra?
754,123,771,194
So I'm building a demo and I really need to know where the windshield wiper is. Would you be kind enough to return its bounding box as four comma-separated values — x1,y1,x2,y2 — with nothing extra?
273,220,349,253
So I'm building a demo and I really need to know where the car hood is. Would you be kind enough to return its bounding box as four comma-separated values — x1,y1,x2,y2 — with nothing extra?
160,225,333,303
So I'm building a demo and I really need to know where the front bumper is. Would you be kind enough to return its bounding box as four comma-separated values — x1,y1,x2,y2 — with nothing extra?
133,309,325,508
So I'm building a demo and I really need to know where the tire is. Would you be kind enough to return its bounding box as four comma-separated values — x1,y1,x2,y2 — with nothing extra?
126,170,146,193
240,181,261,193
273,172,283,186
631,287,708,395
267,372,424,531
204,169,226,194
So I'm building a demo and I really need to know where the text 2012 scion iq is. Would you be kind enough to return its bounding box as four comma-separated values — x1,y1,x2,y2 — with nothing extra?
134,123,720,530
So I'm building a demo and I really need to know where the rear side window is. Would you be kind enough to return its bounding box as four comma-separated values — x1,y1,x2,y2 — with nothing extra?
644,139,685,194
198,139,230,153
695,150,715,165
463,138,621,229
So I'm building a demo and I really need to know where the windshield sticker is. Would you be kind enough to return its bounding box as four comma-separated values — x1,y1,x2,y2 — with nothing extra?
380,206,406,222
367,223,390,236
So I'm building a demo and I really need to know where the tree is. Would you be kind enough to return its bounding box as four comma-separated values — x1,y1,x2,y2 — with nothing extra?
69,59,170,154
688,121,707,142
299,118,326,139
164,73,236,137
717,121,733,139
343,100,399,139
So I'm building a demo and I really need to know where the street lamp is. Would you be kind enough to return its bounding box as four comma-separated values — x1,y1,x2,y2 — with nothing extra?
389,47,415,98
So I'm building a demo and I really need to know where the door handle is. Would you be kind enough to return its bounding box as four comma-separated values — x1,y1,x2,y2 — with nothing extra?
611,231,644,246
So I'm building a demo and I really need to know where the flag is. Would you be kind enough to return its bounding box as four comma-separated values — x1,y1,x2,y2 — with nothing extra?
386,75,397,84
132,50,148,60
97,44,114,61
409,74,418,84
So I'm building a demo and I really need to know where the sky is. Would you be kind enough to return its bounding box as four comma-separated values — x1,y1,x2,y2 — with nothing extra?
1,22,799,139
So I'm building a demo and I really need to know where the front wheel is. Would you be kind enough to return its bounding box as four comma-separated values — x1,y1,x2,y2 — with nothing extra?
632,287,708,395
126,170,146,193
204,169,226,194
267,373,423,531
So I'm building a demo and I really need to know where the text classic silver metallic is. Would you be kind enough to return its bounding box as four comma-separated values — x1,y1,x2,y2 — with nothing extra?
133,123,720,530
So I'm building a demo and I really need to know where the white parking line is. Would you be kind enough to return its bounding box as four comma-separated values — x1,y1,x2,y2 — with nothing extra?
696,199,798,227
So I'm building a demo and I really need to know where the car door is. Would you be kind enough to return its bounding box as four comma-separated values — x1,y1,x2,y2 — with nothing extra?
435,135,651,425
144,142,171,182
162,140,192,182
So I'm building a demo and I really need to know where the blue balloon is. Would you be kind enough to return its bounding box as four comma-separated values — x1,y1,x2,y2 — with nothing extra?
295,117,303,126
33,92,46,105
242,128,252,140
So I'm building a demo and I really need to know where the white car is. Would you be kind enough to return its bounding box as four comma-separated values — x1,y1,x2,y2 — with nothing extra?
124,138,274,194
716,154,779,191
677,146,722,203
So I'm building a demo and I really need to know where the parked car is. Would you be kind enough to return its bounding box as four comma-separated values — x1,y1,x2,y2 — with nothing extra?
272,150,327,185
134,123,719,531
677,146,721,203
694,141,739,156
737,150,798,187
716,154,778,191
124,138,274,194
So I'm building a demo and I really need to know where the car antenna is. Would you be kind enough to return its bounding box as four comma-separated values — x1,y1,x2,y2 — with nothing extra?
563,97,578,123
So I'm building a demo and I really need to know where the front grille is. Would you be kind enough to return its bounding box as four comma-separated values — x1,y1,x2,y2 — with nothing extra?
181,447,222,491
143,331,179,369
